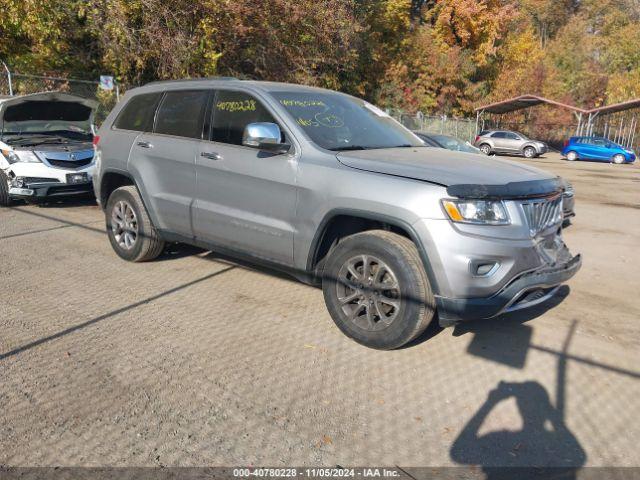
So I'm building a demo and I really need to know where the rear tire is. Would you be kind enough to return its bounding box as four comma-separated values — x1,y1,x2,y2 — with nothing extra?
566,151,578,161
523,146,536,158
322,230,435,350
105,185,165,262
613,154,625,164
0,170,12,207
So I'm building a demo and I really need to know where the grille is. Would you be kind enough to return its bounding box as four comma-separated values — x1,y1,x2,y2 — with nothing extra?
24,177,60,184
521,195,563,237
46,157,93,169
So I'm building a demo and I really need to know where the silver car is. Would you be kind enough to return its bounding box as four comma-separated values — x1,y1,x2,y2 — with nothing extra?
474,130,547,158
94,79,580,349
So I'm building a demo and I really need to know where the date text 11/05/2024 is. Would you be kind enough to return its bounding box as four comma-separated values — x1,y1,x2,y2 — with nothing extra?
233,468,402,478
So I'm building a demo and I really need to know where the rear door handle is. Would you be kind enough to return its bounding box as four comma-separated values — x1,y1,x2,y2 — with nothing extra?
136,141,152,148
200,151,222,161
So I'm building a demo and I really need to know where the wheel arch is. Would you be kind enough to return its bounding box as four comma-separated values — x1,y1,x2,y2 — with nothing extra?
99,169,136,207
100,169,162,234
307,209,441,294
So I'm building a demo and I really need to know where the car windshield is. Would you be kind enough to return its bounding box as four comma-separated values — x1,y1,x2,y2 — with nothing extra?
271,91,423,151
431,135,478,153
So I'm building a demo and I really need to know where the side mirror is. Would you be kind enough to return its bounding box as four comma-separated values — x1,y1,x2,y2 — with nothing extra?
242,122,290,153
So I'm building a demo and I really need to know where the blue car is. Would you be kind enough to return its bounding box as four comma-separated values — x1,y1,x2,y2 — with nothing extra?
562,136,636,164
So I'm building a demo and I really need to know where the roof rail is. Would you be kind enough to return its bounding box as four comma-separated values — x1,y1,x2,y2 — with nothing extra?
144,77,237,86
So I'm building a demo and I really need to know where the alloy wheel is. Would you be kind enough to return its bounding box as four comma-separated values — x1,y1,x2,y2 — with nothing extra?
111,200,139,250
336,254,401,332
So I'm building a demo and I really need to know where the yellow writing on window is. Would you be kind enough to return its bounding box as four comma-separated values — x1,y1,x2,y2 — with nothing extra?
297,117,319,127
280,99,326,108
216,100,256,112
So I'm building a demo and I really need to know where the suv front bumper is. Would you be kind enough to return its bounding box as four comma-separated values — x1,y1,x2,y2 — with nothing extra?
436,252,581,325
9,181,93,199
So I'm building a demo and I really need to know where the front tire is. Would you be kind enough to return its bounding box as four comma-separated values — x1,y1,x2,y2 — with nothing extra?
322,230,435,350
105,186,165,262
613,154,625,164
0,170,12,207
523,146,537,158
479,143,492,155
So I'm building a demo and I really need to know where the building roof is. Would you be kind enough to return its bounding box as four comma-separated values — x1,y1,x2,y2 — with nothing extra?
475,94,588,114
586,98,640,115
477,94,640,117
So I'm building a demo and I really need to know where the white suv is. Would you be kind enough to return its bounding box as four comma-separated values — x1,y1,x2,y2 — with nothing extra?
0,92,97,206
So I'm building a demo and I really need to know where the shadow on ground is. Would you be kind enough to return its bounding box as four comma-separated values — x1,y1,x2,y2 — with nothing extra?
447,291,587,478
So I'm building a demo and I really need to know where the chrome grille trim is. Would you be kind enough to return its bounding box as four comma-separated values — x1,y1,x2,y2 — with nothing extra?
520,195,563,237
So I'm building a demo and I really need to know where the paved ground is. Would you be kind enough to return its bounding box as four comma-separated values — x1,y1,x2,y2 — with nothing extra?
1,153,639,469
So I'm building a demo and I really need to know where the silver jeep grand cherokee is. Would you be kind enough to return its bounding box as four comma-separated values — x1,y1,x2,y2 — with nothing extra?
94,79,581,350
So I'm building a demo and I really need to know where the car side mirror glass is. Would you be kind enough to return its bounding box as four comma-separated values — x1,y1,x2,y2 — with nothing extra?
242,122,290,153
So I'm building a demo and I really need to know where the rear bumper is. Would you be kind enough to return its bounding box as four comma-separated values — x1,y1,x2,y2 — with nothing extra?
9,182,94,199
436,252,582,325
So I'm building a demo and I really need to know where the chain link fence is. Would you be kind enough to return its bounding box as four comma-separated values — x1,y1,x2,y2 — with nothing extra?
390,110,478,143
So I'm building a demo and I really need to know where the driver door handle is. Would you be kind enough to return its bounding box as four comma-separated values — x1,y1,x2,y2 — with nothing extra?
201,151,222,161
136,141,152,148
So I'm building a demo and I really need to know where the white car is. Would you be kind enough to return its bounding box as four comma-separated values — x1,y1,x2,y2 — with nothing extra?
0,92,98,206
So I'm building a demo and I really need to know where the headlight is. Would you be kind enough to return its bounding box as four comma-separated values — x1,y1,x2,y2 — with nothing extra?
442,199,510,225
1,150,41,163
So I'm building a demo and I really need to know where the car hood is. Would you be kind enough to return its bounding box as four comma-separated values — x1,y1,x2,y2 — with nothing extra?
0,92,97,133
337,147,562,198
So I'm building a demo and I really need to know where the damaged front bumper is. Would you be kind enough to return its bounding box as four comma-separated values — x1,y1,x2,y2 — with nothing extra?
9,179,93,199
436,248,582,326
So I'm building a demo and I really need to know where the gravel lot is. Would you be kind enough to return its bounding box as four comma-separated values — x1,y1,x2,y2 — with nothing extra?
1,153,639,468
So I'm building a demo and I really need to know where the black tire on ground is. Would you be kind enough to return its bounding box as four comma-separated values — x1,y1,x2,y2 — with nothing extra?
479,143,492,155
322,230,436,350
105,185,165,262
523,146,537,158
0,170,12,207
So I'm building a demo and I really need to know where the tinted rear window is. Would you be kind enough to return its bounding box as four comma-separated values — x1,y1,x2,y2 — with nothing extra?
154,90,209,139
113,92,162,132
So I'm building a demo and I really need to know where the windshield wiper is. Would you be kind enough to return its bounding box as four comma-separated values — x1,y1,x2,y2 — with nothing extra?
329,145,369,151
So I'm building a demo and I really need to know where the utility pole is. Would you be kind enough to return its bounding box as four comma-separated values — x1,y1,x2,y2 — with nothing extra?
1,59,13,96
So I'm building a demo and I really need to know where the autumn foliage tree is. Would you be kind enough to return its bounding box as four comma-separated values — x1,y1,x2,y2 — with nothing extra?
1,0,639,115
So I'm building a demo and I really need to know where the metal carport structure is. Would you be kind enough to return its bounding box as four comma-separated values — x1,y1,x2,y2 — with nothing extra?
474,94,587,137
475,94,640,150
580,99,640,149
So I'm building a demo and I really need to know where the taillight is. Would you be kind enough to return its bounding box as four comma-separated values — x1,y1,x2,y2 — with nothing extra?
92,135,100,146
563,140,569,147
474,135,480,143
